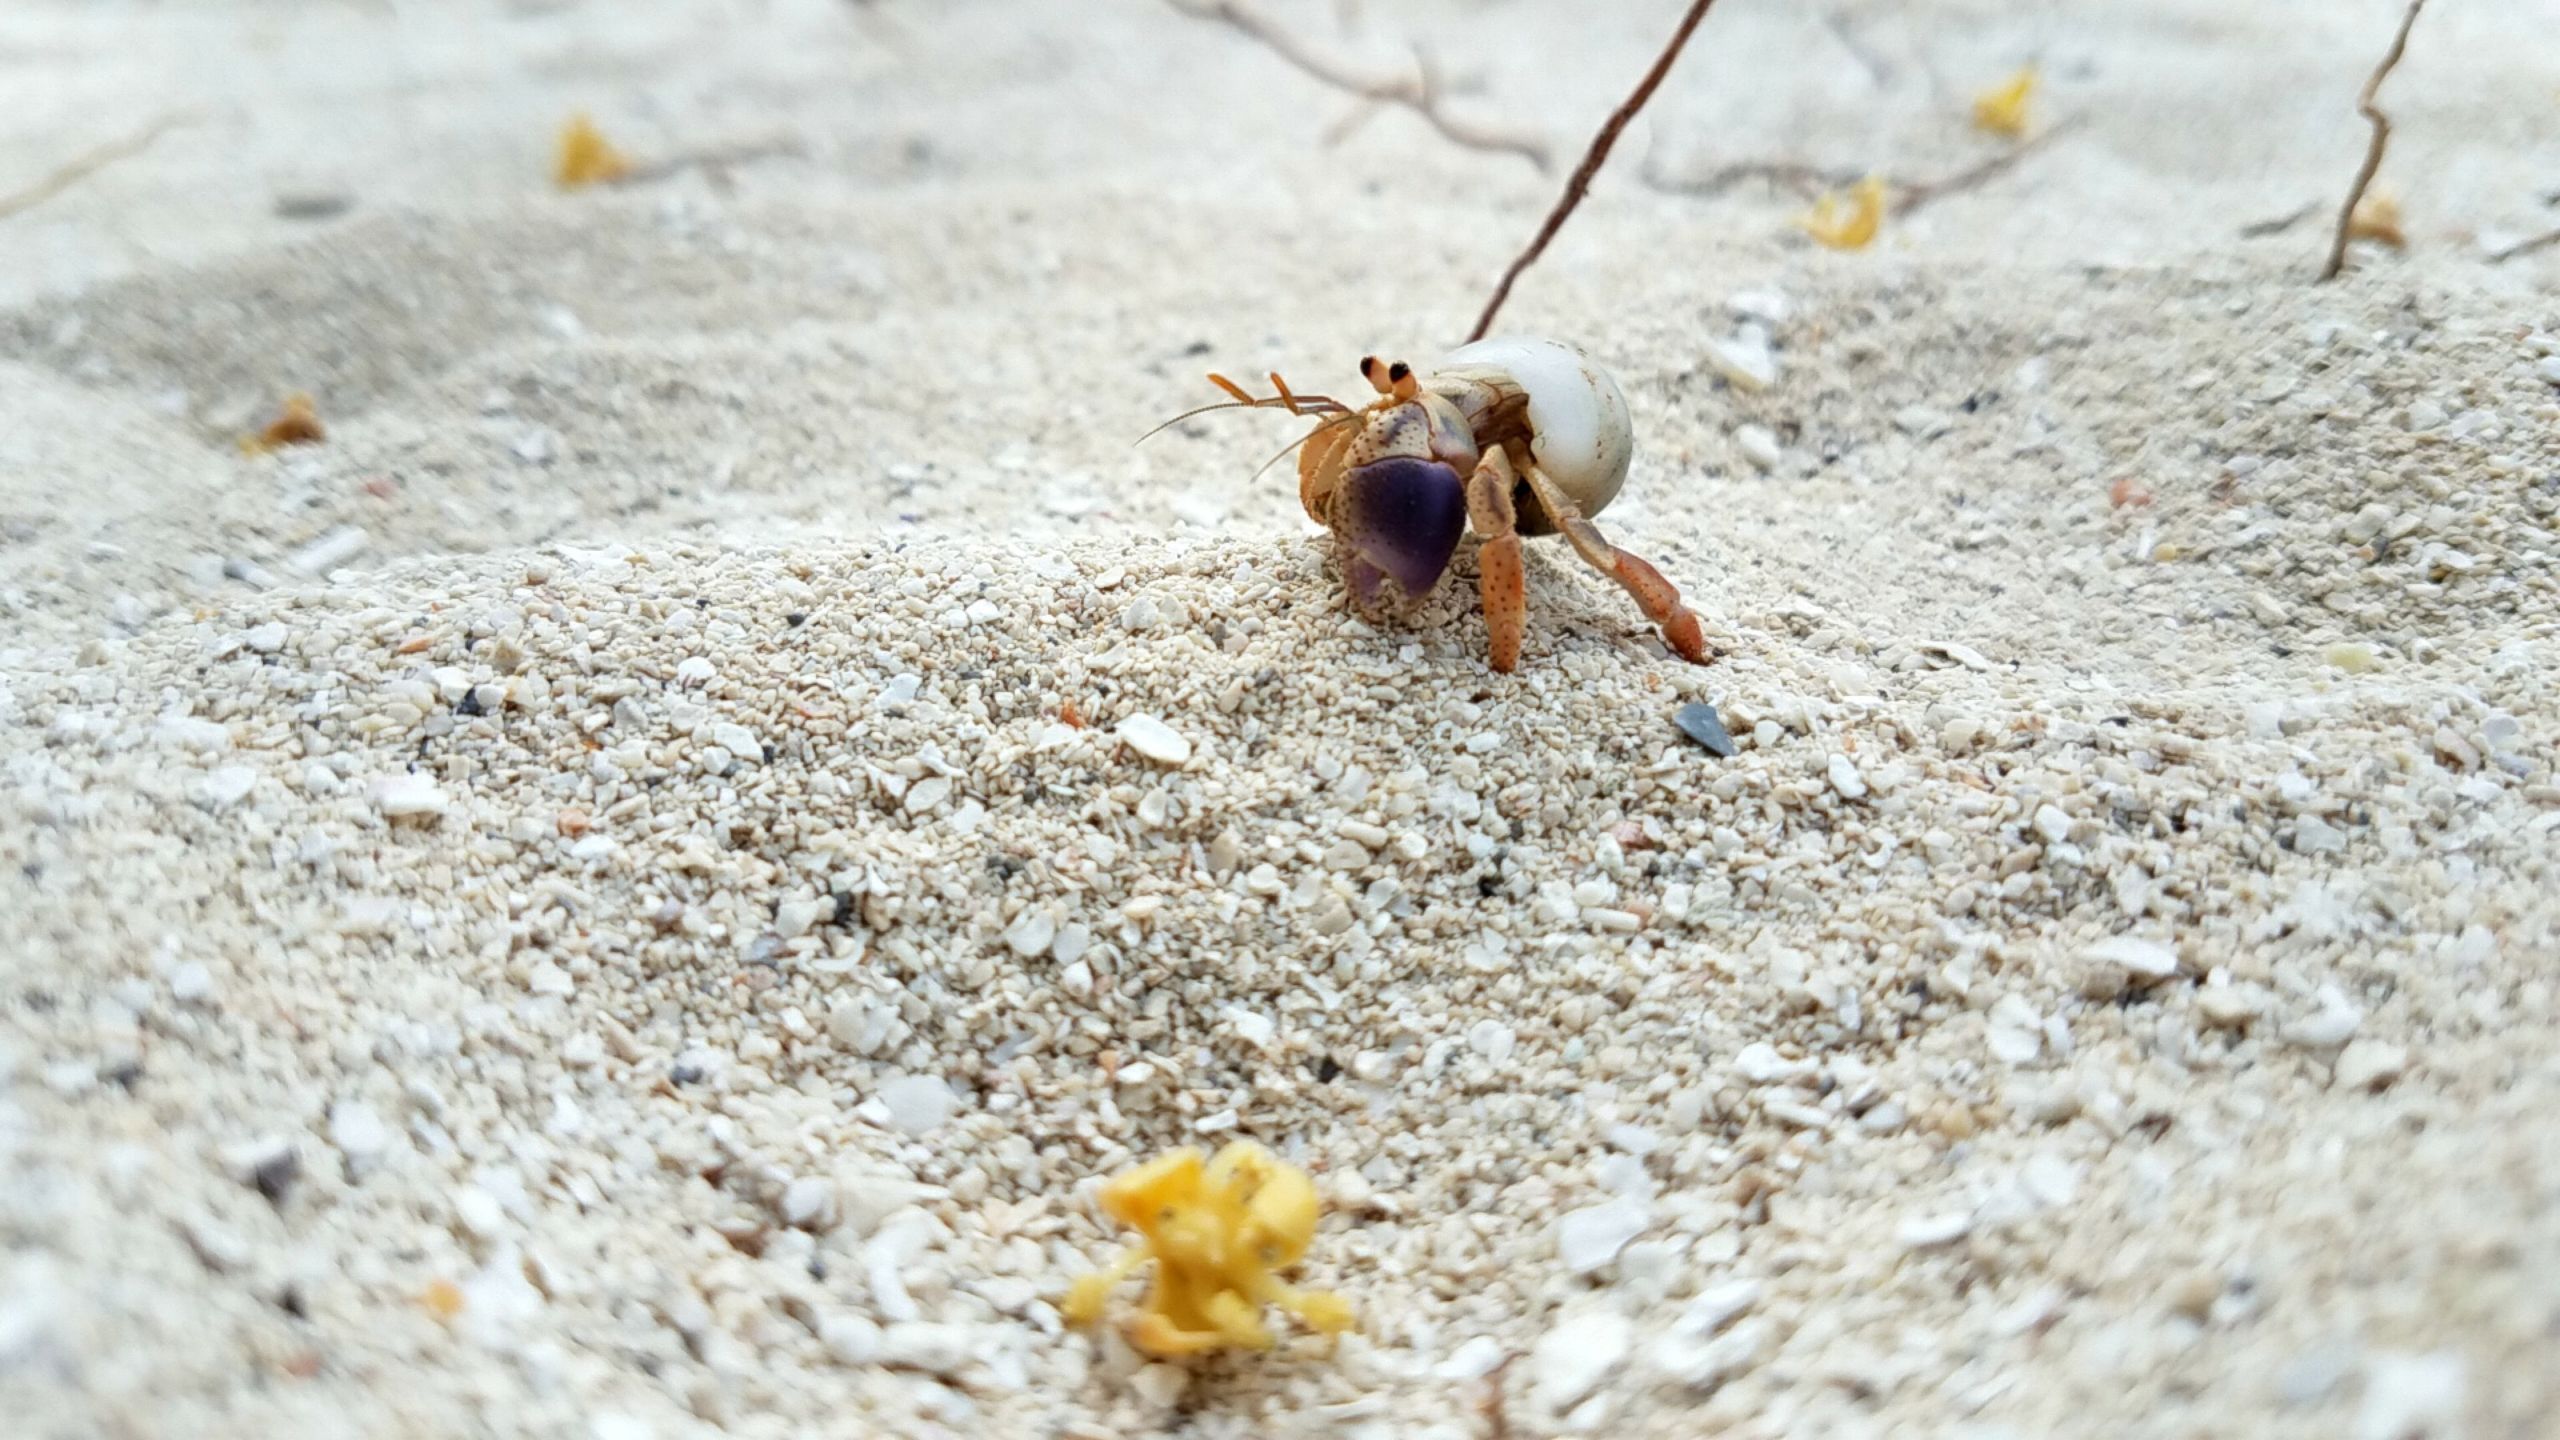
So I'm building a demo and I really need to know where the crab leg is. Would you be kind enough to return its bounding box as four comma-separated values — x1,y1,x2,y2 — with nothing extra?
1516,462,1711,665
1464,448,1528,673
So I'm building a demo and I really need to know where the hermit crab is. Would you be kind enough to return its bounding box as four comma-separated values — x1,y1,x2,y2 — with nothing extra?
1156,337,1709,673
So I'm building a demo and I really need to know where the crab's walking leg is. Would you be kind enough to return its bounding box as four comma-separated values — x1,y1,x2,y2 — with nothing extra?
1517,463,1711,665
1464,449,1528,673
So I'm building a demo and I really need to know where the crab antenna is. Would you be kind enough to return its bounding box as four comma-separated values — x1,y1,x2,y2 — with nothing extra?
1248,411,1357,482
1135,398,1261,445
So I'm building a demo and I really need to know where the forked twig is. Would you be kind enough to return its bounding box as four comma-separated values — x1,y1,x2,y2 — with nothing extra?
1641,116,2085,219
1639,152,1863,201
1467,0,1720,343
2240,201,2322,239
2487,225,2560,264
2319,0,2426,282
617,136,808,186
1896,114,2087,216
0,112,194,221
1167,0,1551,171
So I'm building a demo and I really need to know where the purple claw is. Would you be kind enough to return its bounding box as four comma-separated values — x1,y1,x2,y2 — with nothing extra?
1345,554,1392,614
1337,457,1466,602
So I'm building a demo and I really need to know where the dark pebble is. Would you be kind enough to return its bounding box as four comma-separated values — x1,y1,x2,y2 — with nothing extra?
1674,701,1738,757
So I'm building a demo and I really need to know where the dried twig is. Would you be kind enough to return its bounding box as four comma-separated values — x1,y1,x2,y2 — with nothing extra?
2240,201,2322,239
2319,0,2426,282
0,112,193,222
617,136,808,187
1167,0,1550,171
1822,8,1894,87
1895,114,2087,216
2487,225,2560,264
1639,152,1863,201
1466,0,1720,343
1643,116,2085,220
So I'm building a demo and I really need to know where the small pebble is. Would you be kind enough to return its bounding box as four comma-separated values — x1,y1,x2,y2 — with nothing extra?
1703,329,1780,392
327,1099,392,1168
1734,424,1782,470
1673,702,1737,757
1530,1309,1634,1413
2355,1351,2466,1440
2332,1039,2407,1091
1897,1211,1972,1249
875,1074,956,1136
1826,754,1867,799
2084,935,2179,979
374,772,448,820
2284,998,2364,1050
1115,714,1192,766
1131,1362,1189,1408
1555,1196,1650,1274
168,962,216,1006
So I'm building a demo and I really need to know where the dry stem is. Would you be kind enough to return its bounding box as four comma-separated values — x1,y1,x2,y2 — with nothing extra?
0,113,194,222
2319,0,2426,282
1896,115,2087,216
1167,0,1550,172
1638,153,1863,201
2240,201,2322,239
1466,0,1720,343
617,136,808,187
2487,225,2560,264
1641,115,2085,218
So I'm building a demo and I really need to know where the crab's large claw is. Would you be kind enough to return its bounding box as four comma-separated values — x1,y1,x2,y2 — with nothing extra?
1335,457,1467,607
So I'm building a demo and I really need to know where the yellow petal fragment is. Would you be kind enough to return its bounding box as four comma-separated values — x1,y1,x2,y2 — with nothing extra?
1064,1139,1353,1360
239,391,325,455
1972,66,2037,139
1798,175,1886,251
554,112,632,190
2347,190,2405,249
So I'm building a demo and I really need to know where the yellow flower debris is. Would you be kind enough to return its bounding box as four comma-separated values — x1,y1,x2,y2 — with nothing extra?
554,112,632,190
239,391,325,454
1973,66,2037,138
1062,1140,1354,1359
2348,189,2406,249
1798,175,1886,251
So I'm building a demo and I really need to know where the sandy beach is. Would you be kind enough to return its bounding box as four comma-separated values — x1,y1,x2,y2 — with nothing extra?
4,1,2558,1436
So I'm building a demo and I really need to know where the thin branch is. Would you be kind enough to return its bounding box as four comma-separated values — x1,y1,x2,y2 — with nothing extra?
2319,0,2426,283
1821,9,1893,87
2488,225,2560,264
1167,0,1550,171
1641,116,2085,219
1467,0,1720,343
1641,153,1863,201
1895,114,2086,216
0,112,194,222
615,135,807,186
2240,201,2322,239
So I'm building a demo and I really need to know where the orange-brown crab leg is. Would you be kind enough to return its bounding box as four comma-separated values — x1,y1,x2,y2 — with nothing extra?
1465,449,1527,673
1517,462,1712,665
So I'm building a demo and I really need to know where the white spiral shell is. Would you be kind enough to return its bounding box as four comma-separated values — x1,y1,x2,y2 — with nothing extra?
1434,336,1634,516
